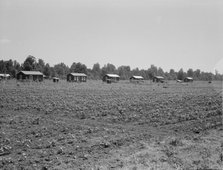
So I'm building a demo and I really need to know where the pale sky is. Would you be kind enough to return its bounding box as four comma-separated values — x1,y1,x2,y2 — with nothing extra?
0,0,223,73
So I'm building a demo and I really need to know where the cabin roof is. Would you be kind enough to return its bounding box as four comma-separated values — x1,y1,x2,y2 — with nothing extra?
69,73,87,77
154,76,164,79
105,74,120,78
130,76,144,79
185,77,193,80
19,71,43,75
0,74,10,77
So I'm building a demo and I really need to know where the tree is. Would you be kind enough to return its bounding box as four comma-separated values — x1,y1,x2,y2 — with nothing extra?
187,68,193,77
36,59,45,72
106,63,116,73
118,65,131,80
132,67,140,76
70,62,87,74
177,68,184,80
43,63,51,77
23,55,37,71
169,69,176,80
147,65,158,79
101,63,117,77
157,67,164,76
92,63,101,79
54,63,69,78
193,69,201,80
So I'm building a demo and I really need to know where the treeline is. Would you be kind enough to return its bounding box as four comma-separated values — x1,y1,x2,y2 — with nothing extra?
0,55,222,81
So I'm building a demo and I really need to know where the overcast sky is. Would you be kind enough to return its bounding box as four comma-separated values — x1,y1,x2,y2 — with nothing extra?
0,0,222,73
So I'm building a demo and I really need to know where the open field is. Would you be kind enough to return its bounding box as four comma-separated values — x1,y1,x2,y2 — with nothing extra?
0,80,223,170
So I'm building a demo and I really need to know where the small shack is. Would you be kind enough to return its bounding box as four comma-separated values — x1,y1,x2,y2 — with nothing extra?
184,77,193,82
53,77,59,83
103,74,120,83
67,73,87,82
153,76,164,83
0,74,10,80
16,71,44,82
130,76,144,83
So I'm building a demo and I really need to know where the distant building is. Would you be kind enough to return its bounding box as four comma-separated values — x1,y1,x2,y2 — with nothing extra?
176,79,182,83
16,71,44,81
67,73,87,82
102,74,120,83
0,74,10,80
153,76,164,83
53,77,59,83
184,77,193,82
130,76,144,83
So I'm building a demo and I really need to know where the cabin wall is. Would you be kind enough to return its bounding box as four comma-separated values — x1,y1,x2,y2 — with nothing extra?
16,73,43,81
67,74,87,82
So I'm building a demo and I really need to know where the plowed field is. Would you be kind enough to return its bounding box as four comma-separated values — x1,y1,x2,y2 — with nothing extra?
0,80,222,169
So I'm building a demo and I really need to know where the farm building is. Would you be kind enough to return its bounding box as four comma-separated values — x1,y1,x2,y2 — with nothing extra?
67,73,87,82
16,71,44,82
102,74,120,83
184,77,193,82
53,77,59,83
130,76,144,83
0,74,10,80
153,76,164,83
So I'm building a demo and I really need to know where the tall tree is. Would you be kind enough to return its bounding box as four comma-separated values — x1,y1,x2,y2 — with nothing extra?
23,55,37,71
118,65,131,80
169,69,176,80
101,63,116,77
54,63,69,78
36,59,45,72
43,63,51,77
177,68,184,80
157,67,164,76
187,68,193,77
70,62,87,74
92,63,101,79
193,69,201,80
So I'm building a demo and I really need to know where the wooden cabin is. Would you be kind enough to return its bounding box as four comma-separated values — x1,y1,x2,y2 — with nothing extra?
0,74,10,80
67,73,87,82
53,77,59,83
130,76,144,83
16,71,44,82
184,77,193,82
153,76,164,83
102,74,120,83
176,79,182,83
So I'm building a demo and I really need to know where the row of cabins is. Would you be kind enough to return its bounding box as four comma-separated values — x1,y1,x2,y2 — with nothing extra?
153,76,193,83
15,71,87,82
2,71,194,83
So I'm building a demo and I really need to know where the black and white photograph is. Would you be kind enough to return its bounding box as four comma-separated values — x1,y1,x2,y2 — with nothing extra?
0,0,223,169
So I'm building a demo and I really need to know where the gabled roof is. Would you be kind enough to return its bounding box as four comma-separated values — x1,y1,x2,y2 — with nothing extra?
19,71,43,75
130,76,144,79
185,77,193,80
0,74,10,77
105,74,120,78
69,73,87,77
154,76,164,79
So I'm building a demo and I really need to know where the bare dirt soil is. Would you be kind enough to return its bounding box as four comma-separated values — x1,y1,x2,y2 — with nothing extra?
0,80,222,170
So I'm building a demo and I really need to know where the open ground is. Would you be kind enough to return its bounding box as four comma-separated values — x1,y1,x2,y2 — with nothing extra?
0,80,223,170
